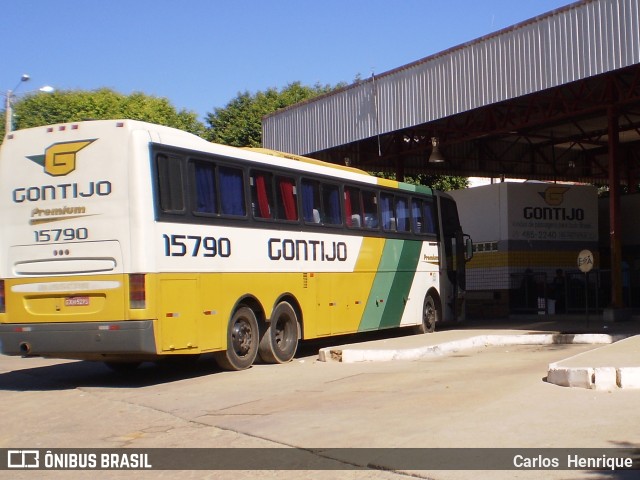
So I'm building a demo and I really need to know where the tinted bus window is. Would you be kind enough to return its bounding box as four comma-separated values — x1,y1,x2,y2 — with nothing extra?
440,197,461,236
302,179,321,223
412,198,437,234
193,161,217,215
251,170,274,219
396,196,410,232
275,176,298,221
345,186,363,228
362,190,379,229
381,193,394,231
322,183,342,225
219,166,246,216
157,154,185,213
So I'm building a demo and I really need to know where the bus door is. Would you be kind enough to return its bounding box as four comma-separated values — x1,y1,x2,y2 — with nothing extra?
439,197,466,321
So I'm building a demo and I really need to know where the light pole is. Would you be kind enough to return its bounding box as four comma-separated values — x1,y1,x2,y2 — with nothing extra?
4,74,54,133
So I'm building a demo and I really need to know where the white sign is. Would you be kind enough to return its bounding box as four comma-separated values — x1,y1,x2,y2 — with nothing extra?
577,249,594,273
508,184,598,243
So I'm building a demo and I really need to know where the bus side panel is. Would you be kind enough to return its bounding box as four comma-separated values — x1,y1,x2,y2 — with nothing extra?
358,239,423,331
399,241,441,326
313,272,368,335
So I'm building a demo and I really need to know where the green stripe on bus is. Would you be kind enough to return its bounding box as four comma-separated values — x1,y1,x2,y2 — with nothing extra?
397,182,433,195
359,239,422,331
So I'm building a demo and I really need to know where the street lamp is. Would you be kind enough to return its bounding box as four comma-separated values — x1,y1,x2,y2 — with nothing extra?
428,137,445,163
4,74,54,133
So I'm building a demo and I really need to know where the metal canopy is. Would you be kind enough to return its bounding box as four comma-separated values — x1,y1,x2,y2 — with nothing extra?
263,0,640,186
314,64,640,185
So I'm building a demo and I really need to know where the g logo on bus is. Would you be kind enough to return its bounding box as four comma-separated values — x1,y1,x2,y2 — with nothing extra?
27,139,96,176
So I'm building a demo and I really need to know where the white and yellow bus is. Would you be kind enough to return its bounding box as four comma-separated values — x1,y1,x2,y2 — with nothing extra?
0,120,471,370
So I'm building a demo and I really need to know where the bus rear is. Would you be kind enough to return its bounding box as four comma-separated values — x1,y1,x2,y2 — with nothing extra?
0,120,158,361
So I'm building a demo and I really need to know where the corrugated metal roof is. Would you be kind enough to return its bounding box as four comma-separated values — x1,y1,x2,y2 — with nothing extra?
263,0,640,155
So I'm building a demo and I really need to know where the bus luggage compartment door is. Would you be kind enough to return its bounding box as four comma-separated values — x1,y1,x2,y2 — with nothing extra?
158,276,200,352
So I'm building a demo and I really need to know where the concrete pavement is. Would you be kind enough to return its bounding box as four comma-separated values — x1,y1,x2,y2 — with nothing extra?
318,315,640,390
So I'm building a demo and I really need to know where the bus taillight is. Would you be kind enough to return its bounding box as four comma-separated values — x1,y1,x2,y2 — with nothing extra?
129,274,146,309
0,280,5,313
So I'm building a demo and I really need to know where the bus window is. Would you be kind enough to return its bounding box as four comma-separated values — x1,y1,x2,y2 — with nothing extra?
251,171,273,219
424,199,437,234
396,196,410,232
440,197,460,237
345,186,363,228
411,199,423,233
157,154,185,213
412,198,437,234
275,176,298,221
322,184,342,225
193,161,217,214
362,190,378,229
302,179,321,223
219,166,246,216
381,193,395,231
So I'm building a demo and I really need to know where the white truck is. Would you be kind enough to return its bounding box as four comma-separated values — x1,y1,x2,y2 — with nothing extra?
450,182,598,317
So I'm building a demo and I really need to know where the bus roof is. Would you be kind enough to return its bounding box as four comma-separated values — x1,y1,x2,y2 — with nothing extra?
244,147,372,177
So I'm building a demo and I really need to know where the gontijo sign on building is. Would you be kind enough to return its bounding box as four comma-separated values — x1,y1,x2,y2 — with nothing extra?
510,184,597,242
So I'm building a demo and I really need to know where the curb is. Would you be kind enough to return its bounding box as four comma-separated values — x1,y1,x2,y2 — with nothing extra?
317,333,639,390
318,333,617,363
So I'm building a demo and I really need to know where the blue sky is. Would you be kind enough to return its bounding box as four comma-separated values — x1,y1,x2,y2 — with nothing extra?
3,0,574,121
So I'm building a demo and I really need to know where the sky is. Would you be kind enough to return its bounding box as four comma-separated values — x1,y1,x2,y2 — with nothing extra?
3,0,576,122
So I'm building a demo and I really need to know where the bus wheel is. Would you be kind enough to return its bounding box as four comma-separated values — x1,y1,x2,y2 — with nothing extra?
215,307,259,371
258,301,299,364
417,293,439,334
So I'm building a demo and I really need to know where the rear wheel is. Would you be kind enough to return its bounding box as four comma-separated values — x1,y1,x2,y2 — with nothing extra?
258,301,299,364
416,293,439,334
214,306,259,371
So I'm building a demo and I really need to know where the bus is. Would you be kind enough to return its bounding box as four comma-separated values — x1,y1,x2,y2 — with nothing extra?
0,120,472,371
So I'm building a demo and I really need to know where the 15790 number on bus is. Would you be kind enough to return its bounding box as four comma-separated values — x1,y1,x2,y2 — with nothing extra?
34,228,89,242
162,234,231,257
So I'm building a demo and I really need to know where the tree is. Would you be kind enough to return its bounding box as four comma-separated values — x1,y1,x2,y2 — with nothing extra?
1,88,205,143
374,172,469,192
206,82,340,147
416,174,469,191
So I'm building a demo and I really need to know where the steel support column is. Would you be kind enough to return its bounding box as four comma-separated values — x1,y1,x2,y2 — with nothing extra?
608,105,623,308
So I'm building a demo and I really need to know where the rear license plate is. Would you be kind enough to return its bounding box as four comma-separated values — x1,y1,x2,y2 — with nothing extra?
65,296,90,307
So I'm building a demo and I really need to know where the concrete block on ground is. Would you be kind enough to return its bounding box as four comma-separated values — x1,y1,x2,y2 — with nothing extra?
547,366,593,389
592,367,617,390
617,367,640,389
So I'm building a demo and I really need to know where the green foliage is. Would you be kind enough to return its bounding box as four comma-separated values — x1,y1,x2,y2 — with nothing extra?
206,81,341,147
372,172,469,192
2,88,205,142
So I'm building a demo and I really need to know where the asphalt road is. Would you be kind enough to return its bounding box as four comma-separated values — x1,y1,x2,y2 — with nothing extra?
1,332,639,480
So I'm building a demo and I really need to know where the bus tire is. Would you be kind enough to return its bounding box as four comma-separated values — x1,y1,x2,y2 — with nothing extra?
258,301,299,364
417,293,439,334
215,306,259,371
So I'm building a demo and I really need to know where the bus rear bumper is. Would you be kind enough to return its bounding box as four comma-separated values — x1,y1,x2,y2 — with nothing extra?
0,320,157,359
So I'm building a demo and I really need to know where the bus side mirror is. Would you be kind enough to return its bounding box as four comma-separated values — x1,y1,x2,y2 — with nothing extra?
464,235,473,262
